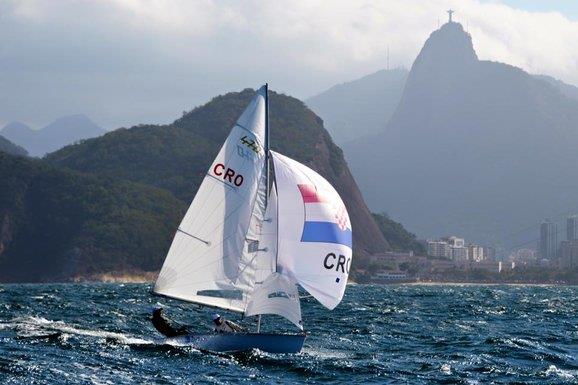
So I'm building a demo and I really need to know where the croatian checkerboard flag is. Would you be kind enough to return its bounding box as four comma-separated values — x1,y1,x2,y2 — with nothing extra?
298,184,352,248
271,150,353,310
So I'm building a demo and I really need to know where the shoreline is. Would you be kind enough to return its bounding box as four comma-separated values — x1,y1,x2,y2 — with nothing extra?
1,278,575,286
401,281,573,287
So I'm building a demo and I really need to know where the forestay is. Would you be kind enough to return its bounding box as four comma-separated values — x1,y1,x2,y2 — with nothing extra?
271,151,353,310
153,86,268,312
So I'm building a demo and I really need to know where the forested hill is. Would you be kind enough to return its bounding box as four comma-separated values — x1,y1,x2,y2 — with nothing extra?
0,135,27,156
47,89,391,258
0,151,184,282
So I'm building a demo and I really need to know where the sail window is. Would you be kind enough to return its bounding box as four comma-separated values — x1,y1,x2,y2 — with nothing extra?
268,291,291,299
196,290,243,300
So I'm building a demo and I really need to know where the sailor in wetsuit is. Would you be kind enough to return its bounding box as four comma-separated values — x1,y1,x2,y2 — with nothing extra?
151,307,189,337
212,314,244,333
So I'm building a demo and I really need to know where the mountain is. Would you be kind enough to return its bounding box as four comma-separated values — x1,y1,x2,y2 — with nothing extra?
535,75,578,102
0,134,27,156
0,151,184,282
372,213,425,254
345,21,578,248
47,89,390,263
1,114,105,157
306,68,407,144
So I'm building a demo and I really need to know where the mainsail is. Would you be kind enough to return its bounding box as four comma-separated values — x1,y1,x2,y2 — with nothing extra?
154,86,268,312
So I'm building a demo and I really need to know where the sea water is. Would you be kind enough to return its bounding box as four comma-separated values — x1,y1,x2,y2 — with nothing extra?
0,283,576,384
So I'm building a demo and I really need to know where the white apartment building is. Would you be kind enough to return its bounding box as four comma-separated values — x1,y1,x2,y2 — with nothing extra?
428,236,488,262
467,244,484,262
427,240,451,258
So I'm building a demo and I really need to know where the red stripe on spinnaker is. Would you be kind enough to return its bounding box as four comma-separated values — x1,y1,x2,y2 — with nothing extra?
298,184,327,203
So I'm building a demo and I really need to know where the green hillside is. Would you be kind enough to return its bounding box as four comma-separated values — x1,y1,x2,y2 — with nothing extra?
47,89,390,258
0,152,184,282
372,213,425,254
0,134,28,156
48,90,346,202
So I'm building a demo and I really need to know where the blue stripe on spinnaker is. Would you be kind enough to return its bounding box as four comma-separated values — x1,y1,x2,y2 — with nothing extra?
301,221,352,248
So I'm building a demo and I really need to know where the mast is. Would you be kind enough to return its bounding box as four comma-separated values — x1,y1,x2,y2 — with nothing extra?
264,83,270,201
257,83,270,334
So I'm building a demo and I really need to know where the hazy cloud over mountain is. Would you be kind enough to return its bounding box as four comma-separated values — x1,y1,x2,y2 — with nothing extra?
1,0,577,129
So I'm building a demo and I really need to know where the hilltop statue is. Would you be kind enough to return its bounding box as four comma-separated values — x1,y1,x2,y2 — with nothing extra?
447,9,454,23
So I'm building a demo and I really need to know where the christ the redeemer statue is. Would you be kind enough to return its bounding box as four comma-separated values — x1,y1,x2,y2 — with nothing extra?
447,9,455,23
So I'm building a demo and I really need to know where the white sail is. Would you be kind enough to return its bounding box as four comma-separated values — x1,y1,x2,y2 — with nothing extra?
244,185,303,329
153,86,267,312
253,184,278,285
271,151,352,310
245,273,302,329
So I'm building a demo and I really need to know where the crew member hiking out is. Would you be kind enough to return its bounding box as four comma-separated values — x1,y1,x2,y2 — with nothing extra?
151,307,189,338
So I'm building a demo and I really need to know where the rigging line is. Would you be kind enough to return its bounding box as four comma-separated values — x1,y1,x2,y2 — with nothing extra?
177,228,210,245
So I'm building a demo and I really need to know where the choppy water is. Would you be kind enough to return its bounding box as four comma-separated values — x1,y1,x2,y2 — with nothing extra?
0,284,576,384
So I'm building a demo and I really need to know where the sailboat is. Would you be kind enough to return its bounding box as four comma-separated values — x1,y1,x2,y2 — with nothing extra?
152,85,353,354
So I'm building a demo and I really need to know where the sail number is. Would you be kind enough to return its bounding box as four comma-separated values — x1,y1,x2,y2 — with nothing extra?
323,253,351,274
240,136,261,154
213,163,244,187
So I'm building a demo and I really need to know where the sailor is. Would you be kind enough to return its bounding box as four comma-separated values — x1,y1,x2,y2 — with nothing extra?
151,307,189,337
212,314,244,333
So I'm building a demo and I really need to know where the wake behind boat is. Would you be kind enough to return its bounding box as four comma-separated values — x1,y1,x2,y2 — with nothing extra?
151,85,353,354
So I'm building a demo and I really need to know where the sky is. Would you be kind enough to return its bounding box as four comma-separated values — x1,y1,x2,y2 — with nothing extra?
0,0,577,130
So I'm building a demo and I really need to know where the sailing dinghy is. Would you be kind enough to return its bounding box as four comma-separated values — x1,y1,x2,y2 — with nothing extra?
152,85,353,353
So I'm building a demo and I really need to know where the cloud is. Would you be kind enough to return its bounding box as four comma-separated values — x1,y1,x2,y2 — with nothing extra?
0,0,577,129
